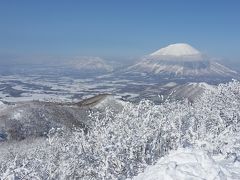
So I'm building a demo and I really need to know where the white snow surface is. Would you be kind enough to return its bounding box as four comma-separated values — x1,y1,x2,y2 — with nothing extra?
150,43,201,57
133,148,240,180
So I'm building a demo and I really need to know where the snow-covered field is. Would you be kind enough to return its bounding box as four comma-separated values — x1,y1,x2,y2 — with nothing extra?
0,74,142,102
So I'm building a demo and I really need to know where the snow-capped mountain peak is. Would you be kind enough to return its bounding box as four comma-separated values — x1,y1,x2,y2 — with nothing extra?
150,43,201,57
68,56,113,73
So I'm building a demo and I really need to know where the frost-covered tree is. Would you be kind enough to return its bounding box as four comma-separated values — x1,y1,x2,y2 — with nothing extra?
1,81,240,179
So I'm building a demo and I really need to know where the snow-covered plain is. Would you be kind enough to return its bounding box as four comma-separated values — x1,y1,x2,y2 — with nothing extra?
0,74,142,102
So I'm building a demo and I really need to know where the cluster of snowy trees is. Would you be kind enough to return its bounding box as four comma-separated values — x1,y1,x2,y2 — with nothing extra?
1,81,240,179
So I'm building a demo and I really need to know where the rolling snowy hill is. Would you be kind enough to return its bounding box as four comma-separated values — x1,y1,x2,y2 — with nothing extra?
0,94,124,141
67,56,113,73
167,82,216,102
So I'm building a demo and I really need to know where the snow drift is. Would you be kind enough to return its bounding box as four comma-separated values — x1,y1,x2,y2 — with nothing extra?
133,148,240,180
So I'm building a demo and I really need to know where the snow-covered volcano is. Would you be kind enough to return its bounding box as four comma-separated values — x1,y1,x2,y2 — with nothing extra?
128,43,237,77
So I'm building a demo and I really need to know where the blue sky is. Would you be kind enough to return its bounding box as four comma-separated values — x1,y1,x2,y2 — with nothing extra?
0,0,240,61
